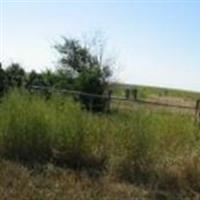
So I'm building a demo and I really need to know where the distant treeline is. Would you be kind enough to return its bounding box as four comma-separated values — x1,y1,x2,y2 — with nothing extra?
0,62,75,93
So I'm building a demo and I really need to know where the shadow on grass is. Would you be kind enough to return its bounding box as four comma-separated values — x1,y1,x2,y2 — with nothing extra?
0,148,107,179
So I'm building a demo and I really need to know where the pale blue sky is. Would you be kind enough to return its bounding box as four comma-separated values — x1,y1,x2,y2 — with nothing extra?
1,0,200,91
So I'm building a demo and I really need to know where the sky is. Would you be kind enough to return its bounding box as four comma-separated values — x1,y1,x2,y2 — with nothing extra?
0,0,200,92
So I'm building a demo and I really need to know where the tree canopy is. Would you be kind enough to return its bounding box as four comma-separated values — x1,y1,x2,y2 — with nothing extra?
55,37,112,111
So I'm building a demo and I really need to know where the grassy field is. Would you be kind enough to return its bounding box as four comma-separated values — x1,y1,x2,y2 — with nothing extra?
111,83,200,102
0,89,200,199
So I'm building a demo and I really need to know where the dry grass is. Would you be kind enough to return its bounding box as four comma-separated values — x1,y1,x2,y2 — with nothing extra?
0,160,152,200
1,160,200,200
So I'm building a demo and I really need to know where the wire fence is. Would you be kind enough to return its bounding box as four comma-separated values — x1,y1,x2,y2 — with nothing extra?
28,85,200,122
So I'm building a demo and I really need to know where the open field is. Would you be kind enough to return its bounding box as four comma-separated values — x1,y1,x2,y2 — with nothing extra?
0,89,200,199
111,83,200,102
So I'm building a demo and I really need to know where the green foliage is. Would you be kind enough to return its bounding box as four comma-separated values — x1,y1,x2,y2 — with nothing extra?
26,70,46,87
55,37,111,111
0,89,53,163
26,69,74,90
55,39,96,74
0,89,107,168
5,63,25,88
0,63,6,96
75,67,108,111
0,89,200,196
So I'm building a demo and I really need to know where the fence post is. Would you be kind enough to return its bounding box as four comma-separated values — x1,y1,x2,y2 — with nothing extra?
195,99,200,125
131,88,138,101
125,88,130,99
89,96,93,112
107,90,112,112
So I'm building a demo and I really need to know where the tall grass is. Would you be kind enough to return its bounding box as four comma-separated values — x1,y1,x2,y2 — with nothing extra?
0,89,107,168
0,89,200,196
0,89,53,163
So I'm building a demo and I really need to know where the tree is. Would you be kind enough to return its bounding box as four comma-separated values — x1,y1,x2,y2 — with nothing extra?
5,63,25,88
53,69,74,89
26,70,44,88
55,37,112,111
0,63,6,96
